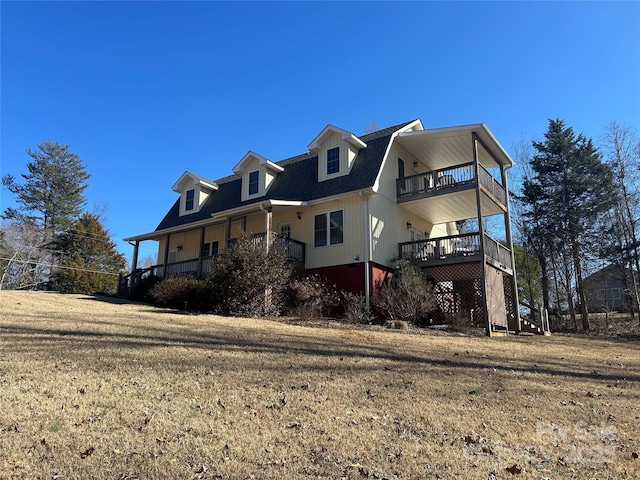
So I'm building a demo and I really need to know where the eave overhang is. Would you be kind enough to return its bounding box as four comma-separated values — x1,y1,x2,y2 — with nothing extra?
395,123,514,171
123,199,308,243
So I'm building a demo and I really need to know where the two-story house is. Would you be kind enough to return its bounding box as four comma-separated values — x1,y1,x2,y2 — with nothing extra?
122,119,521,336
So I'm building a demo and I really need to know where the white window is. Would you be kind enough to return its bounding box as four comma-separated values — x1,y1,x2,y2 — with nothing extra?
596,289,605,300
611,288,621,300
327,147,340,175
248,171,259,195
185,189,195,211
201,241,219,257
314,210,343,247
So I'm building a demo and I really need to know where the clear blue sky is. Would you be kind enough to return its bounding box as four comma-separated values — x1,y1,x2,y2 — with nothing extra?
2,1,639,264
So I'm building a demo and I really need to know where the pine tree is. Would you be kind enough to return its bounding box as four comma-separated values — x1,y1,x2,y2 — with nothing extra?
2,141,90,235
55,213,127,294
520,120,616,330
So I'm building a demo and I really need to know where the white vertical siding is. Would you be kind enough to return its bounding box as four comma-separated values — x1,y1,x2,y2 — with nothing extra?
297,195,365,269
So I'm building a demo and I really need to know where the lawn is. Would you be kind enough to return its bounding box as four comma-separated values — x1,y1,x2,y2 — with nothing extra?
1,291,638,479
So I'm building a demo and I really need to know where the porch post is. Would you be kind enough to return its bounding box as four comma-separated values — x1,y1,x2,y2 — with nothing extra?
472,132,491,336
198,226,205,277
163,234,170,279
226,218,232,246
360,191,372,307
501,165,522,333
131,240,140,272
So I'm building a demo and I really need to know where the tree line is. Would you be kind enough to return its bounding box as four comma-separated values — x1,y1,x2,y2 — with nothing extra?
513,120,639,331
1,142,126,293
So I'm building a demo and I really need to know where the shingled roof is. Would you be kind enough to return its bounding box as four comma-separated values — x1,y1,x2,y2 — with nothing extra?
155,121,415,232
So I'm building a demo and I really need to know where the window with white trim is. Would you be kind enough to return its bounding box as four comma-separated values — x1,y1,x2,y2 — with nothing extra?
327,147,340,175
314,210,343,247
185,189,195,211
248,171,259,195
596,289,605,300
201,241,219,257
611,287,621,300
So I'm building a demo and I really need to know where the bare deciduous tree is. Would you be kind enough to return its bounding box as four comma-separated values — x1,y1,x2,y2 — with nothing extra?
0,220,54,290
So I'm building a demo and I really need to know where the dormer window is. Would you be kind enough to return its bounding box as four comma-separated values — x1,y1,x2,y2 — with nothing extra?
327,147,340,175
185,189,195,211
248,171,259,195
172,171,218,217
233,151,284,202
308,125,367,182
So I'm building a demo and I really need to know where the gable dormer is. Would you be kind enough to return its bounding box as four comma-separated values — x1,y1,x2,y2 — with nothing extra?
232,151,284,202
307,125,367,182
172,171,218,216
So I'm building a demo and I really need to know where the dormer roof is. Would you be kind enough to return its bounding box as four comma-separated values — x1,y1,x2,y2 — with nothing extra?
171,171,218,193
307,124,367,153
232,151,285,175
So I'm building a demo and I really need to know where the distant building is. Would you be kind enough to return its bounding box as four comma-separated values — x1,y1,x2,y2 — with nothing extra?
584,264,638,313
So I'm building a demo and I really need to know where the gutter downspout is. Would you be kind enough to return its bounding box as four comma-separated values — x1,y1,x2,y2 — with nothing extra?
359,191,371,307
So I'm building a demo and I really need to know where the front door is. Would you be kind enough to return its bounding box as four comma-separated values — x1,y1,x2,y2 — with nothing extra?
280,223,291,238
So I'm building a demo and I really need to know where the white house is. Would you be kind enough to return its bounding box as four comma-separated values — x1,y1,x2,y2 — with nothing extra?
122,119,520,335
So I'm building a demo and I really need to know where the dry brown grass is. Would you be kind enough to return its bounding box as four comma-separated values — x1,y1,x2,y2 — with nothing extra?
1,291,639,480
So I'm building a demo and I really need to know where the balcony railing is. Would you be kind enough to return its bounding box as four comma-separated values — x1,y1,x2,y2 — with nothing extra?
396,163,506,207
483,234,512,269
398,232,512,270
397,162,475,199
399,232,481,263
478,167,506,205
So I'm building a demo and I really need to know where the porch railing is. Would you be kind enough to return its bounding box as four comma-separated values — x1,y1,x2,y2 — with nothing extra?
399,232,481,262
397,162,475,199
483,234,512,269
118,233,306,296
478,166,506,205
396,162,506,207
246,232,306,263
398,232,512,269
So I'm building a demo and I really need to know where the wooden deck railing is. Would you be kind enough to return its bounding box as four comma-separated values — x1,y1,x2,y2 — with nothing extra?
398,232,512,269
397,162,476,199
396,162,506,207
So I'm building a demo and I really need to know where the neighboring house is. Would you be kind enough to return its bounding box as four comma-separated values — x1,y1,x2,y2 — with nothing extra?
122,119,521,336
584,264,639,313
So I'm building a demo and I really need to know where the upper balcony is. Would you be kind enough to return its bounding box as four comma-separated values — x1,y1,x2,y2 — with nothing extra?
396,163,507,223
393,124,513,224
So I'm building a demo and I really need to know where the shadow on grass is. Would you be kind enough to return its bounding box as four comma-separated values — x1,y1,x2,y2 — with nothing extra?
2,315,639,385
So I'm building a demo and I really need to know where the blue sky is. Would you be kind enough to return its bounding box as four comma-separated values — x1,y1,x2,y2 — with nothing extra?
2,1,639,263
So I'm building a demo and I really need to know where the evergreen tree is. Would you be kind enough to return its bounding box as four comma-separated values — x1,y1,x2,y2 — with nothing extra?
55,213,127,294
519,120,616,330
2,141,90,235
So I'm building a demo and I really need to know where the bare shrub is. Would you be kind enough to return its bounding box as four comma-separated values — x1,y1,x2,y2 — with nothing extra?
342,291,375,324
287,274,339,320
206,232,293,317
372,259,437,324
149,275,211,312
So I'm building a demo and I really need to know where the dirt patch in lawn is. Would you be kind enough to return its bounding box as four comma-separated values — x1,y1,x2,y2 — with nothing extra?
1,291,639,479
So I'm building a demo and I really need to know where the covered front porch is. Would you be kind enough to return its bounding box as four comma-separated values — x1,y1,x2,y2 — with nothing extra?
119,200,308,297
